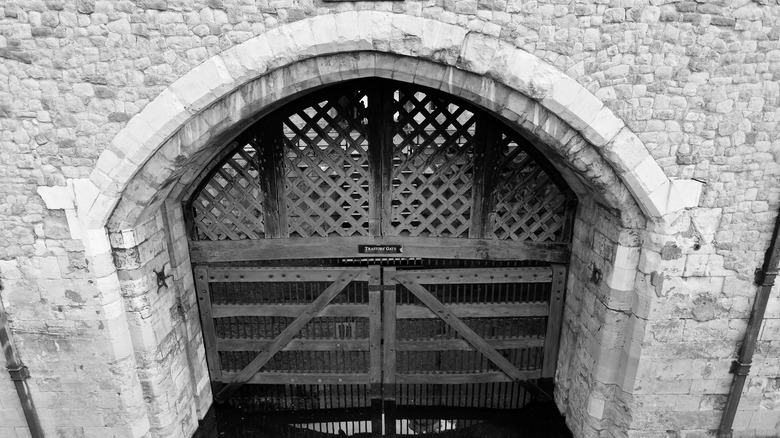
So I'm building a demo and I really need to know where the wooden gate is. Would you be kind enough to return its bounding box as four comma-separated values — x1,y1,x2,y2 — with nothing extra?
185,78,576,433
194,261,566,427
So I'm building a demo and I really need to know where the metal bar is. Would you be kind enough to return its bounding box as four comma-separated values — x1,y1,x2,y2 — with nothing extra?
215,270,359,402
0,297,44,438
718,206,780,437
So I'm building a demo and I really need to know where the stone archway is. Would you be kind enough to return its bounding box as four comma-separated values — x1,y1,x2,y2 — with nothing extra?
88,18,702,230
36,12,704,438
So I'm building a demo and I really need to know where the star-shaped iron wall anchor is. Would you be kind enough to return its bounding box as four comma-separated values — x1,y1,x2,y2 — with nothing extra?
153,266,174,294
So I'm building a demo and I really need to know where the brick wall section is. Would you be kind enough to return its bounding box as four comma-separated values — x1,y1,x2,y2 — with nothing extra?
0,1,779,437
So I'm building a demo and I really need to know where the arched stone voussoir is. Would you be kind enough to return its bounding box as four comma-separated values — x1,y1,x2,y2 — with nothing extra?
95,11,701,231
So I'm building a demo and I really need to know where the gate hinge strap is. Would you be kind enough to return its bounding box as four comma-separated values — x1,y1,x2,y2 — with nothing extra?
7,365,30,381
729,360,751,376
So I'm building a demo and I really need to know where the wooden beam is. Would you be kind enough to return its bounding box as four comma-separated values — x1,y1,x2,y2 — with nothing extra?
211,302,547,319
397,370,541,384
205,266,550,284
383,267,397,405
212,304,369,318
542,264,567,378
216,337,544,352
206,267,370,283
368,266,382,403
397,338,545,351
367,83,392,237
393,267,552,284
215,270,359,402
190,236,570,263
217,338,369,352
258,119,288,238
220,372,370,385
396,303,549,319
194,266,222,382
382,266,398,437
392,273,528,382
470,114,500,239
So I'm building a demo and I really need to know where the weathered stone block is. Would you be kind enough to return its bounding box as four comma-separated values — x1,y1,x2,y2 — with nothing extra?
581,106,625,148
458,32,498,76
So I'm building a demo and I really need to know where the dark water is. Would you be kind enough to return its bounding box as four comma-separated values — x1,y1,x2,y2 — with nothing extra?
193,402,573,438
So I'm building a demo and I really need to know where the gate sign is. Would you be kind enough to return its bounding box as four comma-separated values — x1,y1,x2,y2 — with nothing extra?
358,245,403,254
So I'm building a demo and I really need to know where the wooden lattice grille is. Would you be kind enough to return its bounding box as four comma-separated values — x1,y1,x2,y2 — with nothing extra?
191,143,266,241
389,87,476,237
489,133,567,242
187,79,575,244
283,89,371,238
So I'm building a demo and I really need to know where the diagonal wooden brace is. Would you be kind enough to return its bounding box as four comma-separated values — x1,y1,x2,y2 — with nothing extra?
392,273,551,401
215,270,359,402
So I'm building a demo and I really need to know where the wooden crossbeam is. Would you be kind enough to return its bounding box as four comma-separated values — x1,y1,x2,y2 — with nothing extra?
392,273,551,401
397,371,541,384
217,338,369,352
216,337,545,352
191,236,570,264
214,270,359,402
220,371,370,385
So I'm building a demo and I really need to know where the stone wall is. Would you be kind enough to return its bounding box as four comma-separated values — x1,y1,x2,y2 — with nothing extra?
0,355,28,438
0,0,779,437
632,208,780,437
556,194,644,437
108,211,204,438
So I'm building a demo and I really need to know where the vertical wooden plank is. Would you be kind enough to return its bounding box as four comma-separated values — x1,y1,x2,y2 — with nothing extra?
542,264,567,378
368,266,382,401
194,265,222,384
383,267,397,436
182,200,200,241
258,118,289,238
469,115,499,238
367,83,393,236
559,197,579,243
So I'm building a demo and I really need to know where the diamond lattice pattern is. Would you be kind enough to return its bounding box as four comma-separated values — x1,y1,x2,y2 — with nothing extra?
489,133,566,242
389,88,476,238
189,81,572,243
192,143,266,240
282,90,371,238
